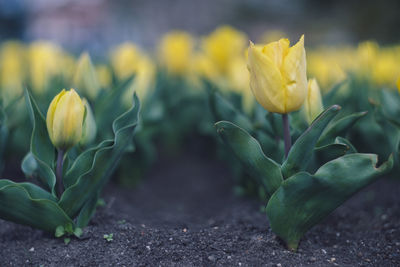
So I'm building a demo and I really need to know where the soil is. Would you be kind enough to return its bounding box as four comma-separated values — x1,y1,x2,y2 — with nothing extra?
1,141,400,266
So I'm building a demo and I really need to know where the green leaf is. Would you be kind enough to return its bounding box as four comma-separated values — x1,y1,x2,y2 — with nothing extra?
0,181,73,232
59,94,140,219
216,121,282,199
0,105,8,173
335,137,357,153
281,105,341,178
314,143,349,165
55,226,65,238
76,192,99,228
95,76,135,138
24,89,56,194
318,111,367,146
266,153,393,251
208,90,253,132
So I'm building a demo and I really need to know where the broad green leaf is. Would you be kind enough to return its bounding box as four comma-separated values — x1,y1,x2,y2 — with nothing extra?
208,90,253,132
318,111,367,146
335,137,357,153
95,76,135,137
59,94,140,218
0,181,73,232
216,121,282,199
24,89,56,194
314,143,349,165
0,105,8,173
266,153,393,251
281,105,341,178
63,141,112,188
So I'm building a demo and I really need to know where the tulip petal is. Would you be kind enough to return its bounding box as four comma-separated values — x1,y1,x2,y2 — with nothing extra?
46,89,66,144
282,35,307,113
52,89,84,149
248,43,285,113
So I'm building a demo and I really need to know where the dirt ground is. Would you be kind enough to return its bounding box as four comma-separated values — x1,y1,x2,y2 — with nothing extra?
1,145,399,266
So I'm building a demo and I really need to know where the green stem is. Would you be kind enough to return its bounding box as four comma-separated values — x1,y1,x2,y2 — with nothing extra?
282,114,291,158
56,149,65,198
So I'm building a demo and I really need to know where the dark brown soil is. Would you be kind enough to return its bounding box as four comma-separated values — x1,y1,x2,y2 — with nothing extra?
1,146,400,266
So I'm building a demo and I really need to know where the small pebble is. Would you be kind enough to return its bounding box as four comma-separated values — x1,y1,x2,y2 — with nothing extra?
330,257,336,262
29,247,34,252
309,257,316,262
321,249,327,254
276,263,282,267
183,228,187,233
208,255,216,262
146,246,151,251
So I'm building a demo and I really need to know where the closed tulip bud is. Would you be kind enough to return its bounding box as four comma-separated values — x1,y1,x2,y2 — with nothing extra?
247,35,307,114
303,78,324,124
80,99,97,146
397,77,400,93
73,52,101,100
46,89,85,150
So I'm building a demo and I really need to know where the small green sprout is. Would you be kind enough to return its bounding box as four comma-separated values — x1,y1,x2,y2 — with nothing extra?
103,233,113,242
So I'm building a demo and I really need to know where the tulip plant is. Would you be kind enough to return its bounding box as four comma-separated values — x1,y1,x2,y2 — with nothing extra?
213,36,393,251
0,88,140,238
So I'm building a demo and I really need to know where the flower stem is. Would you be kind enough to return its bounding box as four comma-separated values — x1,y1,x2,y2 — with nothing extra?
56,149,65,198
282,114,291,158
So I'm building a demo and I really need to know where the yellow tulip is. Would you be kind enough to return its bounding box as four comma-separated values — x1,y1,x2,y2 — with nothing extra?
202,26,247,75
28,41,63,94
159,31,194,75
110,43,140,80
0,41,25,102
96,64,112,88
303,78,324,124
46,89,85,150
247,35,307,114
397,77,400,93
122,56,155,106
73,52,101,100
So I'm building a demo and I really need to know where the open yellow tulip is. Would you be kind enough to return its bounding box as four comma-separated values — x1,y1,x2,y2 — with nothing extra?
46,89,85,151
247,35,307,114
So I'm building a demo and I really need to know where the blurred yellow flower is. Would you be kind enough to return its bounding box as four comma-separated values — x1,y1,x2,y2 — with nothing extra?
96,64,112,88
110,43,140,80
202,26,247,75
159,31,194,75
122,55,156,105
303,78,324,124
46,89,85,150
73,52,101,100
28,41,64,94
227,56,254,113
247,35,307,114
397,77,400,93
0,41,25,102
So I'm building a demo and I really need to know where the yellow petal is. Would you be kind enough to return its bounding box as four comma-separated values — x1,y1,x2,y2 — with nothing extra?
248,42,285,113
261,38,290,68
282,35,308,113
46,89,66,143
51,89,84,150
